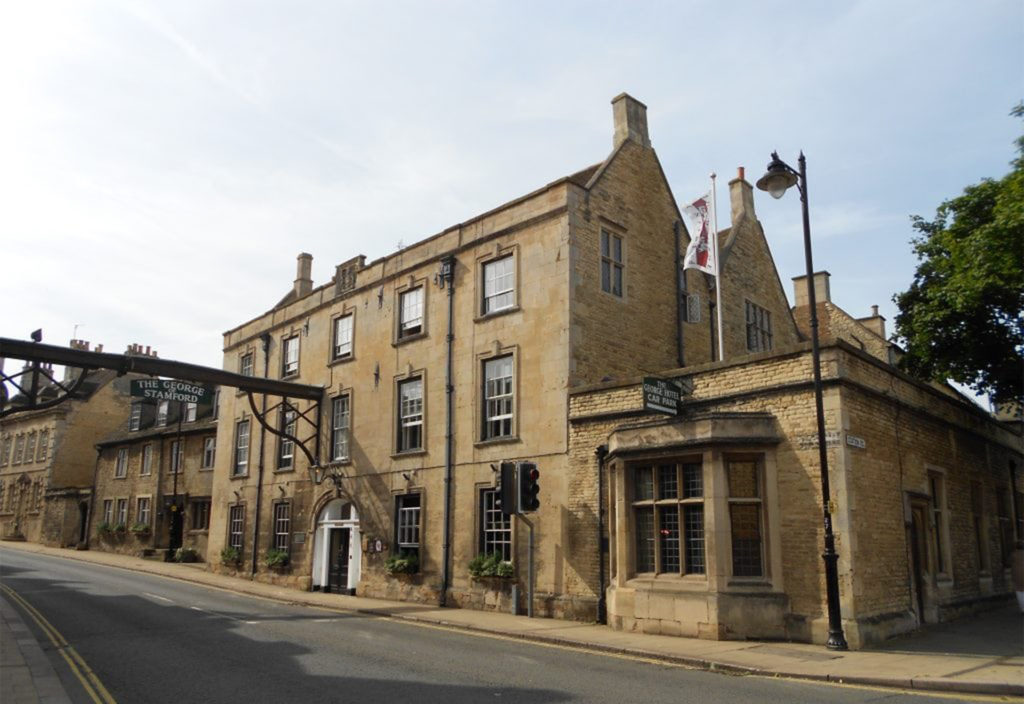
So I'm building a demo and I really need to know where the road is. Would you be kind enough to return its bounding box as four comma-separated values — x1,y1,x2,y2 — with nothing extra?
0,548,983,703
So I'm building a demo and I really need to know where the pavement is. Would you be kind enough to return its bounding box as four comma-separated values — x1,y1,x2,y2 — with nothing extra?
1,541,1021,703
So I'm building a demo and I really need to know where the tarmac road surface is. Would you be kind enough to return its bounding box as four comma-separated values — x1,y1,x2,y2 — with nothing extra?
0,548,993,704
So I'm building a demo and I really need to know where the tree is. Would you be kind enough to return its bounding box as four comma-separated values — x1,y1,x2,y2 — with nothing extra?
893,104,1024,407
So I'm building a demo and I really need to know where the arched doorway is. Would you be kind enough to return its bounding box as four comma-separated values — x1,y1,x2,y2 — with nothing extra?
311,499,361,594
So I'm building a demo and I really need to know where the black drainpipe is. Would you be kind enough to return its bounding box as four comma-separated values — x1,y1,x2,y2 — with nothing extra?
252,332,271,577
85,446,102,549
595,444,609,624
1011,460,1021,544
439,256,456,606
673,221,684,368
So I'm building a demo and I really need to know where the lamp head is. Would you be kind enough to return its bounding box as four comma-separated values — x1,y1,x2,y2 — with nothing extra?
756,151,798,199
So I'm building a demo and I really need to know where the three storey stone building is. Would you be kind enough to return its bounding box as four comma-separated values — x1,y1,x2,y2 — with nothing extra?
205,94,1021,647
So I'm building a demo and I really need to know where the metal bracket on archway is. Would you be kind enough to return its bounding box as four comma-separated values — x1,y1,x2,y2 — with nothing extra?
0,336,326,471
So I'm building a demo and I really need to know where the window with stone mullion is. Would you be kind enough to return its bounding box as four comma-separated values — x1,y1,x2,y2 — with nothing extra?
632,462,704,576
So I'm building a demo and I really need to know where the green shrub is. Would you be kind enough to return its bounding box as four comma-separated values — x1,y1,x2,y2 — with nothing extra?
175,547,198,563
113,523,127,534
468,553,513,578
220,546,241,566
129,522,151,536
264,548,290,568
385,552,419,575
96,521,113,535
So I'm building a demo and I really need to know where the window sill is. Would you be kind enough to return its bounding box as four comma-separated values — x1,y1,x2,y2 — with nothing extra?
281,372,300,381
393,331,427,347
391,449,427,459
328,355,355,367
474,436,520,449
327,459,352,467
726,578,773,589
199,467,214,472
626,574,709,592
113,476,127,480
274,467,296,474
187,529,209,535
230,473,249,480
474,305,520,323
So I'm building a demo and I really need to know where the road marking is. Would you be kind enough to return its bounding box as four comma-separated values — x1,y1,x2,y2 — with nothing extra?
189,606,205,612
1,583,117,704
244,620,260,625
142,592,173,603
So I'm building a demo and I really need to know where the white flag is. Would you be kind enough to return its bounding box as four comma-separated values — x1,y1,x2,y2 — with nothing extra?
682,194,715,276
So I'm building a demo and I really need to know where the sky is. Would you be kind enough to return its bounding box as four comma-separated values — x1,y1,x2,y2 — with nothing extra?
1,1,1020,400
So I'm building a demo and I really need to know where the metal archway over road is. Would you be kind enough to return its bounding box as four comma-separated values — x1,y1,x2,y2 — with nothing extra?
0,336,326,471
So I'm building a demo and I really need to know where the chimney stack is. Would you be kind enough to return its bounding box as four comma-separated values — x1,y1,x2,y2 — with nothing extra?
857,305,887,339
792,271,832,308
729,166,756,225
611,93,650,149
295,252,313,298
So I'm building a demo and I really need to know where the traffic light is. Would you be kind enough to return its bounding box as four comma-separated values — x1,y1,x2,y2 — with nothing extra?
517,461,540,513
497,461,516,516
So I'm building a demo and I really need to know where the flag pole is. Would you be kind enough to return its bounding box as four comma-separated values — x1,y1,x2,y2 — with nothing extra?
710,172,724,361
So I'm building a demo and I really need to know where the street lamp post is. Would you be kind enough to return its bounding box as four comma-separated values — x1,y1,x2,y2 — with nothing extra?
757,151,848,651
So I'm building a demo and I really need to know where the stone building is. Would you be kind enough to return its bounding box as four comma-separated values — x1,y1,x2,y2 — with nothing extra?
90,390,218,559
0,340,133,546
572,270,1022,647
205,93,1022,645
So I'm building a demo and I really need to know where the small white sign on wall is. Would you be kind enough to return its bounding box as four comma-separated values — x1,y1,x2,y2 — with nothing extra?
846,434,866,449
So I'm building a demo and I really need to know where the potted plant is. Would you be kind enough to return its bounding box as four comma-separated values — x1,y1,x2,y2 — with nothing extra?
129,522,151,538
220,546,241,567
113,523,127,536
468,553,514,579
385,551,419,576
96,521,113,537
175,547,199,563
264,548,290,570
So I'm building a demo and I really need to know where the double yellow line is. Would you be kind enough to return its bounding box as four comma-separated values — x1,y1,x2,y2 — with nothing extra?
1,583,116,704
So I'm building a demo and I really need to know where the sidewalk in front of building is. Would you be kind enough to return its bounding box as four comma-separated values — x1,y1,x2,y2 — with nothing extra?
1,589,72,703
2,540,1021,699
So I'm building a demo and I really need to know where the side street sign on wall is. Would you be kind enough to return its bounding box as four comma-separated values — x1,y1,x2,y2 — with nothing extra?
130,379,213,404
642,377,684,416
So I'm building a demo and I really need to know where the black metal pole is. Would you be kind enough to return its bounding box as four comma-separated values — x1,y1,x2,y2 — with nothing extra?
440,256,456,607
595,445,609,624
252,333,271,576
798,152,848,651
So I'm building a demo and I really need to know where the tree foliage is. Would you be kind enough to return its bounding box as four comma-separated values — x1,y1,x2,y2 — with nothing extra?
893,104,1024,407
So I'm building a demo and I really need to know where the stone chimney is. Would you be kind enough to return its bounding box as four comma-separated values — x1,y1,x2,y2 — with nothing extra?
612,93,650,149
295,253,313,298
857,305,887,339
729,166,756,224
792,271,832,308
70,339,91,352
124,343,158,358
